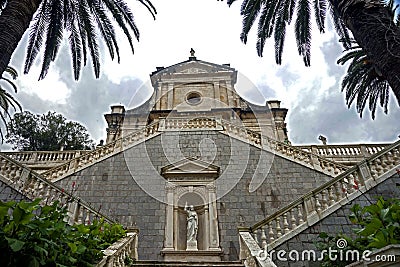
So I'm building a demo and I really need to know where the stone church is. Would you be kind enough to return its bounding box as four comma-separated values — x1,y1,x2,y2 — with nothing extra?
0,54,399,267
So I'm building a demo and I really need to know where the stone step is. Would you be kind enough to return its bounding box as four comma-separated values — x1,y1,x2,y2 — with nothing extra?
132,261,244,267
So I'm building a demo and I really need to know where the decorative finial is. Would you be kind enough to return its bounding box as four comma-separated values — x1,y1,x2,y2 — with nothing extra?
190,48,195,57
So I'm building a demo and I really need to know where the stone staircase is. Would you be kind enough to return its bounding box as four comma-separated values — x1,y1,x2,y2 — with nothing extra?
131,261,244,267
0,153,115,225
241,139,400,254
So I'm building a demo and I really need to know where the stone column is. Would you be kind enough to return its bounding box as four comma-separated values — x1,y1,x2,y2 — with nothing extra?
207,184,220,250
167,83,174,110
164,184,175,250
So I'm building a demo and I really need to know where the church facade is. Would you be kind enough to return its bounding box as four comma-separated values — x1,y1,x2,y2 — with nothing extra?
1,55,399,266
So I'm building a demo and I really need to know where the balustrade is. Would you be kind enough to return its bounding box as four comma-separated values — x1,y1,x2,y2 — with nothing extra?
296,144,389,162
97,229,139,267
41,121,160,181
0,154,113,225
249,140,400,251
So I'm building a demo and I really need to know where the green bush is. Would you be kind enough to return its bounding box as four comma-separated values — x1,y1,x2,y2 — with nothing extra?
316,197,400,266
0,199,126,266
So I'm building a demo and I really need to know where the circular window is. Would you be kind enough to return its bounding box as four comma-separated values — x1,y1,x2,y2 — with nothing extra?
186,92,202,105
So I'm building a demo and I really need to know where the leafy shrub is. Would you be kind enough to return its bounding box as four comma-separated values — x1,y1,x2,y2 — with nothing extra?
0,199,126,266
316,197,400,266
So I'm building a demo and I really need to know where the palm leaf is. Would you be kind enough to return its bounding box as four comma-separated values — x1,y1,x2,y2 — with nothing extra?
79,1,100,78
295,0,311,66
89,0,120,63
0,67,22,142
329,3,352,49
338,45,390,119
274,5,287,64
101,0,137,54
314,0,327,33
24,0,48,74
240,0,264,43
39,0,64,80
256,0,279,56
65,0,83,80
137,0,157,19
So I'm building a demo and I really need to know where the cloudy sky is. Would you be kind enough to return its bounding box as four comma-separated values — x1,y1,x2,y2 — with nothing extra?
3,0,400,150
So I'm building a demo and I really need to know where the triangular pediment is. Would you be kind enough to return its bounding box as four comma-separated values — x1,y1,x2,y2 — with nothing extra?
161,157,220,178
151,59,235,76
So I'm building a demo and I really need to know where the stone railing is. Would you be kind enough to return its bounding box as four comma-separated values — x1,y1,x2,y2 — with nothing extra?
239,229,277,267
295,144,389,165
159,117,223,131
0,153,114,225
3,150,89,164
249,139,400,251
42,121,160,181
218,119,348,177
97,228,139,267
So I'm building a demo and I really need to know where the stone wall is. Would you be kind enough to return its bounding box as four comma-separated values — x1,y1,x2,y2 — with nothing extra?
0,180,29,202
56,130,332,261
273,173,400,267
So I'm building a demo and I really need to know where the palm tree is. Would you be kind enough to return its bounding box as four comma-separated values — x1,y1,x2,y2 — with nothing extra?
338,43,390,119
0,66,22,141
227,0,400,115
0,0,156,81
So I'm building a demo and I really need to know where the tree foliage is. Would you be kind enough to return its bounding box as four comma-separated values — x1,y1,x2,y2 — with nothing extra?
0,198,126,267
6,111,95,151
0,0,156,81
316,196,400,266
337,44,390,119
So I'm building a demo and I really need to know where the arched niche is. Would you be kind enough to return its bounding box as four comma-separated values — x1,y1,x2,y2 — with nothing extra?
177,192,206,251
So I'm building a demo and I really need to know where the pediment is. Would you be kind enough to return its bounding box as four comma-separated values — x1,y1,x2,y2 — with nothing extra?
153,60,235,76
161,157,220,179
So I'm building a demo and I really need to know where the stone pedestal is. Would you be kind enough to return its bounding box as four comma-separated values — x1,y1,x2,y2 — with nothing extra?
186,240,198,251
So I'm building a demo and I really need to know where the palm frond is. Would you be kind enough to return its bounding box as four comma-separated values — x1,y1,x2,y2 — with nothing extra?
0,67,22,142
79,1,100,78
65,0,83,80
24,0,48,74
329,3,352,49
314,0,327,33
295,0,311,66
256,0,279,56
101,0,137,54
285,0,297,24
338,46,390,119
137,0,157,19
274,5,287,64
39,0,64,80
240,0,264,44
89,0,120,63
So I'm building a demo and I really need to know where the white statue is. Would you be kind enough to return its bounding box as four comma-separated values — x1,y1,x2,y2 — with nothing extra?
184,202,198,244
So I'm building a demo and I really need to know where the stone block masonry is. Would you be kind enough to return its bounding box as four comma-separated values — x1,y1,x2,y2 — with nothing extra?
0,180,29,202
56,131,333,261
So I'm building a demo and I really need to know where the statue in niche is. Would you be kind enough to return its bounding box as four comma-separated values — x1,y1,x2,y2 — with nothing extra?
184,202,198,248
